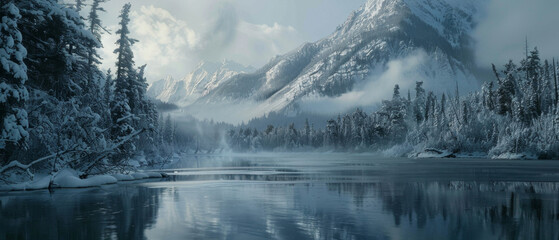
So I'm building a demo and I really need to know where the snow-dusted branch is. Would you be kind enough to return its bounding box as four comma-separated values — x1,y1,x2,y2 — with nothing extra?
79,129,145,175
0,148,79,175
1,129,145,177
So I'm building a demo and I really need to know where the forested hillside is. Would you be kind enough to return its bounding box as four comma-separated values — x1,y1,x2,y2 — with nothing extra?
229,48,559,159
0,1,174,184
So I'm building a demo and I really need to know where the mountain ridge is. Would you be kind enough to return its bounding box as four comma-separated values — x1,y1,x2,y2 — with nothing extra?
147,60,254,106
156,0,490,122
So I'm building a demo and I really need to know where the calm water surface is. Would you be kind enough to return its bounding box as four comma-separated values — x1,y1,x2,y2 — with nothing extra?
2,154,559,240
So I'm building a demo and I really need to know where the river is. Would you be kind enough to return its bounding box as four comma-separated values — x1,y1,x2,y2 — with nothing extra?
2,153,559,239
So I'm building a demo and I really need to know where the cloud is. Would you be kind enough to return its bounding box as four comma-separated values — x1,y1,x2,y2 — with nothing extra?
221,21,301,67
99,5,198,81
130,6,198,80
193,1,303,69
195,2,239,61
99,3,304,82
182,101,263,125
473,0,559,66
299,50,428,115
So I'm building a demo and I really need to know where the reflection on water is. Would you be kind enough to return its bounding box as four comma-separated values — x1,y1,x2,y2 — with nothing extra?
0,184,164,240
2,155,559,240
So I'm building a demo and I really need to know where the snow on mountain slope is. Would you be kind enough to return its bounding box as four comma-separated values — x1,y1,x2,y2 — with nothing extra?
147,60,254,106
181,0,489,122
194,0,486,111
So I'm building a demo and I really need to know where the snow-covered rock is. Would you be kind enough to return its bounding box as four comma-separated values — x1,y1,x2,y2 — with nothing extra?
1,170,166,191
52,169,117,188
410,148,456,158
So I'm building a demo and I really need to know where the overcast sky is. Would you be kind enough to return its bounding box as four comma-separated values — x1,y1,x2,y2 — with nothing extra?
77,0,559,83
473,0,559,67
85,0,365,82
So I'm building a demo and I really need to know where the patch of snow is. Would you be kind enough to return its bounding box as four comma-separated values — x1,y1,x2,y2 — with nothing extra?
493,152,537,160
131,172,149,180
1,169,165,191
112,174,135,181
52,169,117,188
410,148,456,158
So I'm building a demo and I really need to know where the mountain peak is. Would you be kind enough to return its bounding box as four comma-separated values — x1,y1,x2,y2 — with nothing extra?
148,60,253,106
336,0,484,48
158,0,488,122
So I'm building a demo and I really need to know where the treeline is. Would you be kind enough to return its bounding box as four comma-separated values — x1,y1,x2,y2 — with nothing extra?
228,47,559,159
0,1,170,183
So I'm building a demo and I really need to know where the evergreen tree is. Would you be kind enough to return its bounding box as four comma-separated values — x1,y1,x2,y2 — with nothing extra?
481,81,495,111
541,60,554,113
163,115,173,145
526,48,542,118
351,108,367,146
17,0,97,100
303,118,310,146
0,2,29,163
393,84,400,99
87,0,109,78
111,3,137,162
113,3,138,109
325,119,339,147
414,81,426,123
102,69,113,134
496,61,516,115
440,93,446,116
553,58,558,107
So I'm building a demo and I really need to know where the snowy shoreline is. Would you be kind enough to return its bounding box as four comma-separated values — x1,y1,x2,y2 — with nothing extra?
0,169,167,192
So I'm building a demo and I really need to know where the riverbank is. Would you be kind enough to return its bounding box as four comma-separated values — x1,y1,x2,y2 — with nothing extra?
0,169,166,191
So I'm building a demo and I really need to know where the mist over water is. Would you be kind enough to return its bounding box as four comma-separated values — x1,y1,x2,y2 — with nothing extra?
3,154,559,240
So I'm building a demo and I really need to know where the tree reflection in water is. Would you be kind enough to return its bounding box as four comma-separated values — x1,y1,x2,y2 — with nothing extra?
0,184,163,240
1,178,559,239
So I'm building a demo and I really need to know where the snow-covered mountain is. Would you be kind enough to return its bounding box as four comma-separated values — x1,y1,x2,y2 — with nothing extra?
155,0,490,122
147,60,254,106
193,0,486,112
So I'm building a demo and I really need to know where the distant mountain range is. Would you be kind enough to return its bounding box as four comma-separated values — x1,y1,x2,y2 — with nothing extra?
147,60,254,106
148,0,489,122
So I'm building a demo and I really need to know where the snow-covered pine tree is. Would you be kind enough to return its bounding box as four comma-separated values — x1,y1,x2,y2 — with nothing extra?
303,118,310,146
0,2,29,163
102,69,113,135
286,123,298,149
325,119,339,147
496,61,516,116
135,64,159,158
111,3,138,164
541,60,554,114
414,81,426,123
553,58,558,107
526,48,542,118
481,81,495,111
163,115,173,145
86,0,110,91
393,84,400,99
16,0,93,100
114,3,137,103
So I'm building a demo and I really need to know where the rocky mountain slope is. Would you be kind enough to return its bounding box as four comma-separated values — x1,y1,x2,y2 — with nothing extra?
155,0,489,121
147,60,254,106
